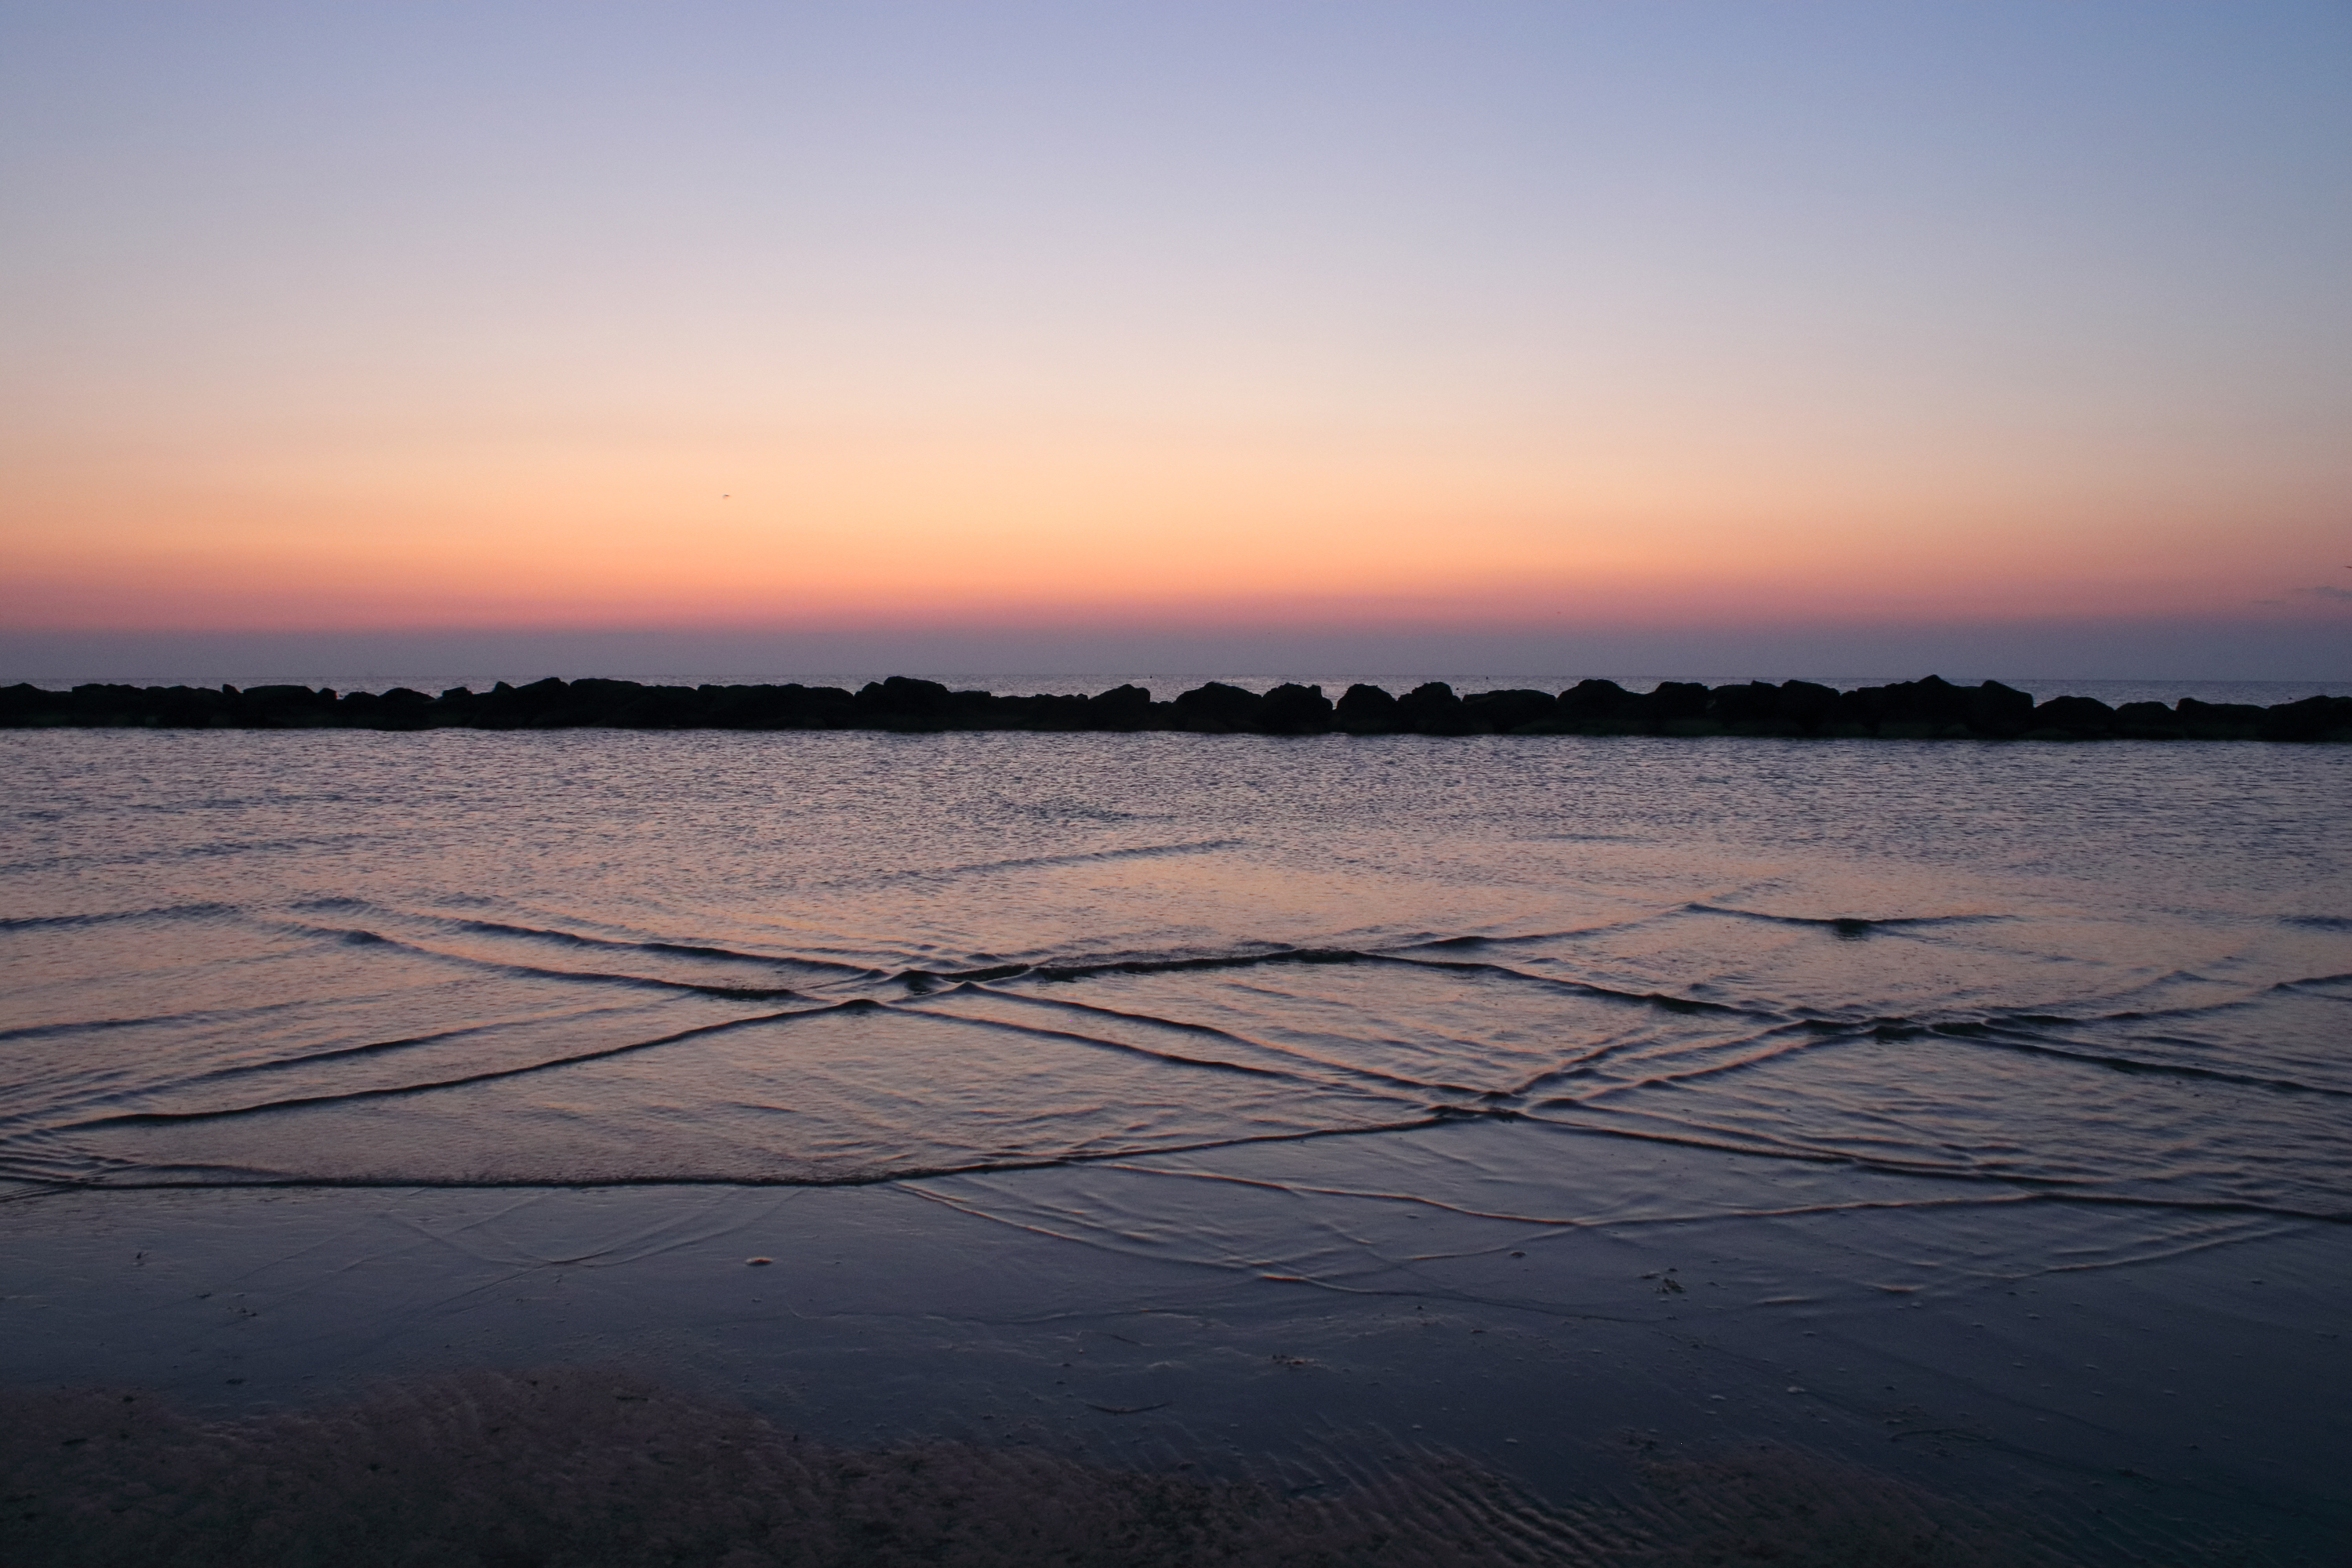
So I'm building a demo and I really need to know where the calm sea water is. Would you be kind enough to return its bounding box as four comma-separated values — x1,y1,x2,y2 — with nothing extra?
5,721,2347,1201
4,710,2348,1559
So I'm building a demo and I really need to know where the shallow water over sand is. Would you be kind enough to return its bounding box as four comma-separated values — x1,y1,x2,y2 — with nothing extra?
3,725,2348,1560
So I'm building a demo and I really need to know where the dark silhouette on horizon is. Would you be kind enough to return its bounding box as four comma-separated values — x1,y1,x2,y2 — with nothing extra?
5,676,2348,742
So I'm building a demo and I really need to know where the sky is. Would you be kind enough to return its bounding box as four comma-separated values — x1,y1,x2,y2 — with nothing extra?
2,1,2348,678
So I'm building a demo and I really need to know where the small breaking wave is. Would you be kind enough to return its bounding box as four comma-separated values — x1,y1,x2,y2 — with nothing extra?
0,902,241,933
56,1004,851,1131
1679,903,2016,934
811,837,1248,890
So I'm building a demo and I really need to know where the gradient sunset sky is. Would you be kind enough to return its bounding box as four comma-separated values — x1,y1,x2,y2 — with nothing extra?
4,2,2347,676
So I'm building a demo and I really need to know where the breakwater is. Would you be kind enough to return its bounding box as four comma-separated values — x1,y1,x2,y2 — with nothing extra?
5,673,2348,739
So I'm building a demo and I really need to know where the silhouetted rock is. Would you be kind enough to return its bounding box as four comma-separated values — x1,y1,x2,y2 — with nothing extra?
619,684,712,728
2,675,2344,742
2027,695,2117,738
691,683,782,728
455,677,579,728
982,693,1045,728
1396,681,1471,735
222,684,339,728
2256,693,2352,743
757,684,852,728
1702,680,1847,736
2171,698,2259,739
2113,701,2183,739
1843,674,1973,737
854,677,955,726
1171,682,1263,732
1646,681,1714,732
1964,681,2034,737
1254,683,1334,734
340,686,434,730
1771,681,1841,733
1461,688,1557,733
1334,683,1400,733
1707,682,1784,732
1554,679,1646,732
1086,684,1154,730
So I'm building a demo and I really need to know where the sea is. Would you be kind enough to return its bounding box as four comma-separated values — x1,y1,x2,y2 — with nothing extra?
3,673,2347,1563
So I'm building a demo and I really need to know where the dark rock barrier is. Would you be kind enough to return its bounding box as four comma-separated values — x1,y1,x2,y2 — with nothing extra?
3,673,2347,741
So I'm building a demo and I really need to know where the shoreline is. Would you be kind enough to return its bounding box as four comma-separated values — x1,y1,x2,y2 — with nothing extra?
5,1163,2343,1565
9,673,2351,740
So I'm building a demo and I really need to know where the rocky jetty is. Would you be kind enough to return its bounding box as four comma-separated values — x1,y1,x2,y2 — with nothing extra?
2,674,2346,741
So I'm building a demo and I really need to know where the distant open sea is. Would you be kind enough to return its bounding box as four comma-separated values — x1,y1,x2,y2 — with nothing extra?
4,673,2347,1563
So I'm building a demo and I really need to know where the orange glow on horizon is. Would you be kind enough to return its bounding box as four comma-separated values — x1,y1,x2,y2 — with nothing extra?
6,420,2342,634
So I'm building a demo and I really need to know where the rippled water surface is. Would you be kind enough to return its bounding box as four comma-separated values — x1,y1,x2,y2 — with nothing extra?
6,728,2345,1210
5,725,2348,1559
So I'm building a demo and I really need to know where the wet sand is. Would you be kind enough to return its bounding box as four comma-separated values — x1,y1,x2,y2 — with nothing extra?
5,1127,2345,1564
